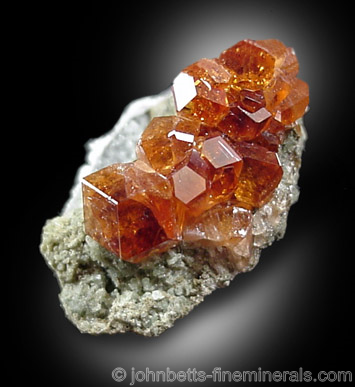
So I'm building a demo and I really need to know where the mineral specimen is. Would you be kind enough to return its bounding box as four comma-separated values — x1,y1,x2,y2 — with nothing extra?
40,39,308,336
82,39,309,263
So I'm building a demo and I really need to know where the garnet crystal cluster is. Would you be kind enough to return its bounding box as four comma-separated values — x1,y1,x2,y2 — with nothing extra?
82,39,309,264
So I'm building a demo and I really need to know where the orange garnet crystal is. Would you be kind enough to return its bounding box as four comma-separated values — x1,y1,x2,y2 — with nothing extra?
82,38,309,263
82,161,178,263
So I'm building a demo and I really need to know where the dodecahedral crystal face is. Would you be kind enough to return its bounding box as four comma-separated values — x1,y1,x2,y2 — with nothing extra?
201,135,242,169
82,38,309,263
172,165,206,204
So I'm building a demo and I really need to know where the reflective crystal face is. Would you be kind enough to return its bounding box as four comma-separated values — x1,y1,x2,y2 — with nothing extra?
172,72,197,111
172,165,206,204
201,135,242,168
218,105,272,141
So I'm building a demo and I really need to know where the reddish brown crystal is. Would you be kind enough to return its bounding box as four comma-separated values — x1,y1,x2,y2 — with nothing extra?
124,161,180,239
219,39,291,88
172,58,234,125
216,39,309,137
201,135,242,169
217,103,272,141
171,145,243,220
82,38,308,263
272,78,309,125
137,116,200,176
82,164,124,255
233,142,283,208
249,130,285,152
82,162,178,262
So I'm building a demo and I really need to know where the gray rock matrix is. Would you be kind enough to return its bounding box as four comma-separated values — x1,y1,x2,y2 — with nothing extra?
40,90,307,336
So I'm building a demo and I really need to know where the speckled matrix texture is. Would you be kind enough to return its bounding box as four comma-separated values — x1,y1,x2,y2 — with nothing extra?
40,90,307,336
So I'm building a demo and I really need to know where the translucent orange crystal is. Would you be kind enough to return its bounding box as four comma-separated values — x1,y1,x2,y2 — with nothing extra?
82,162,178,262
219,39,297,88
171,143,243,220
172,58,235,126
183,202,254,270
82,38,309,263
172,39,309,143
233,142,283,208
136,116,200,176
217,102,272,142
183,202,252,247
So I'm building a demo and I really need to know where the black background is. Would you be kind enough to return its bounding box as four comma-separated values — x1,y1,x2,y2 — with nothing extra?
17,1,353,385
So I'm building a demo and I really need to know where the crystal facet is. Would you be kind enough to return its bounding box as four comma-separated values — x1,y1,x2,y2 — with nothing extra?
172,72,197,111
201,136,242,168
172,165,206,204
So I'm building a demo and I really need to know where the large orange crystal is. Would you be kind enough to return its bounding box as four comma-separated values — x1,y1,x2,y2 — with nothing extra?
82,161,178,262
219,39,297,88
233,142,283,208
136,116,200,176
217,102,272,142
172,58,235,126
82,38,309,263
